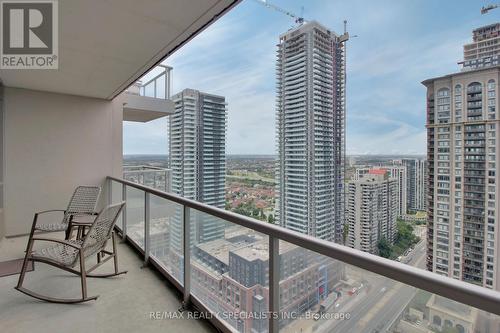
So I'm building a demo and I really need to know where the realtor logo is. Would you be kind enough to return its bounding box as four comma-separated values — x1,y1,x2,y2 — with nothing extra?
0,0,58,69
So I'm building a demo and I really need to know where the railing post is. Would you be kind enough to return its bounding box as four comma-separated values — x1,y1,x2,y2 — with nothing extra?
167,170,172,193
122,184,127,241
163,171,169,192
269,236,280,333
167,68,171,99
144,192,150,266
183,205,191,307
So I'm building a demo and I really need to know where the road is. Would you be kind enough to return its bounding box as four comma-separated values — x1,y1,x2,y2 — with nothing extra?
283,239,427,333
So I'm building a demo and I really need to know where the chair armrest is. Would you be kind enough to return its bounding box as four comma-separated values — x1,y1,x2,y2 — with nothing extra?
35,209,66,215
31,237,82,249
31,209,67,229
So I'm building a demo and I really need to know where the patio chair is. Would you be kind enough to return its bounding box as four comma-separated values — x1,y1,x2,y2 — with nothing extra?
26,185,101,242
15,202,127,303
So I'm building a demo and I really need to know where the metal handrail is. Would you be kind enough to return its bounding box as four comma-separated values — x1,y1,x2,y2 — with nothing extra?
123,169,169,174
123,165,167,171
107,175,500,320
139,65,172,99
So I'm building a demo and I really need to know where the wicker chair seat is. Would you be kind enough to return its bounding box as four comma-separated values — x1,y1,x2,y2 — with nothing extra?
32,239,101,267
34,223,68,232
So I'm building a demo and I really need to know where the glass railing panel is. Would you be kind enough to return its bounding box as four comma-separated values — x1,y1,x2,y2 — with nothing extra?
123,169,170,192
189,208,269,333
277,239,500,333
122,170,140,184
110,180,123,230
155,77,166,99
142,171,167,191
149,194,183,285
144,83,155,98
125,186,145,248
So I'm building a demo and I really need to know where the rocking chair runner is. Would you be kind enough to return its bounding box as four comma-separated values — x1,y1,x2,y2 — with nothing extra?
27,185,101,241
16,202,127,303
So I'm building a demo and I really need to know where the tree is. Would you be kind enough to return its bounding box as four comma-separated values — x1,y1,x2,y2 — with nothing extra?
395,220,419,251
378,238,392,258
268,214,275,224
259,209,266,220
342,224,349,245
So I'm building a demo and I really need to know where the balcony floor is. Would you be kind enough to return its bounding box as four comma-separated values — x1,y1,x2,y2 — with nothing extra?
0,233,215,333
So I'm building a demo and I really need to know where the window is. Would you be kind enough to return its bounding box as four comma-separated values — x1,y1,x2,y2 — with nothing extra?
487,79,496,91
438,88,450,97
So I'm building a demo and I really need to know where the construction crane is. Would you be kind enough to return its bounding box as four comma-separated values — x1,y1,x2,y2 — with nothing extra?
481,3,499,14
252,0,305,24
253,0,353,44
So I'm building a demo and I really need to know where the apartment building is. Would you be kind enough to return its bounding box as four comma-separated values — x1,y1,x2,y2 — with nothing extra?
346,169,398,254
354,165,407,217
169,88,227,251
388,164,409,216
424,65,500,289
460,23,500,71
401,158,427,212
276,21,347,242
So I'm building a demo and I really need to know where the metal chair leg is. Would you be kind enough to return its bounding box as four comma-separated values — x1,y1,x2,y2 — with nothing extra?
112,232,119,274
65,215,74,240
17,238,35,289
15,253,99,304
79,249,87,299
85,232,127,278
24,213,39,253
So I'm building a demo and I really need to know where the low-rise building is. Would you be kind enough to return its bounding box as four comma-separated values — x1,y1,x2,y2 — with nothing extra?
191,229,343,333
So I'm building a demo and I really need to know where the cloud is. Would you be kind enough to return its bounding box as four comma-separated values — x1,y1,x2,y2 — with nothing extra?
123,0,490,156
347,113,426,155
160,6,279,154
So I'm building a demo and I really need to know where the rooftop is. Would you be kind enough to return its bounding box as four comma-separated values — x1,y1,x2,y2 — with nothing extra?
421,64,500,85
231,240,269,261
279,20,339,40
196,238,239,265
368,169,388,175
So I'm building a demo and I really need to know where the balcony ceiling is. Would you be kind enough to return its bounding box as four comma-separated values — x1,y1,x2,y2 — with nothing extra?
0,0,239,100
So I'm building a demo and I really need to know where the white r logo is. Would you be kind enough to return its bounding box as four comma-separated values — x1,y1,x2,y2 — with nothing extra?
9,8,48,48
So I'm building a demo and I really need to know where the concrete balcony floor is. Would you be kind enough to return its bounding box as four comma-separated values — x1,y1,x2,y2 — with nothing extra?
0,233,215,333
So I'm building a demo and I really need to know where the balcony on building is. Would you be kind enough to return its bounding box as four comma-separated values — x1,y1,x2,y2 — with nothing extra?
122,65,174,122
123,165,172,193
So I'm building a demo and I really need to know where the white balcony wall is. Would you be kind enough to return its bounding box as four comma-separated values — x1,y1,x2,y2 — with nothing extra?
2,87,123,236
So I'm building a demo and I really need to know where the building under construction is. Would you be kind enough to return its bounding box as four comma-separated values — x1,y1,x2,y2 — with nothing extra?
275,21,347,243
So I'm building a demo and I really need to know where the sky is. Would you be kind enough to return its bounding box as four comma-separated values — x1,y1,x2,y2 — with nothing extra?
123,0,500,155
